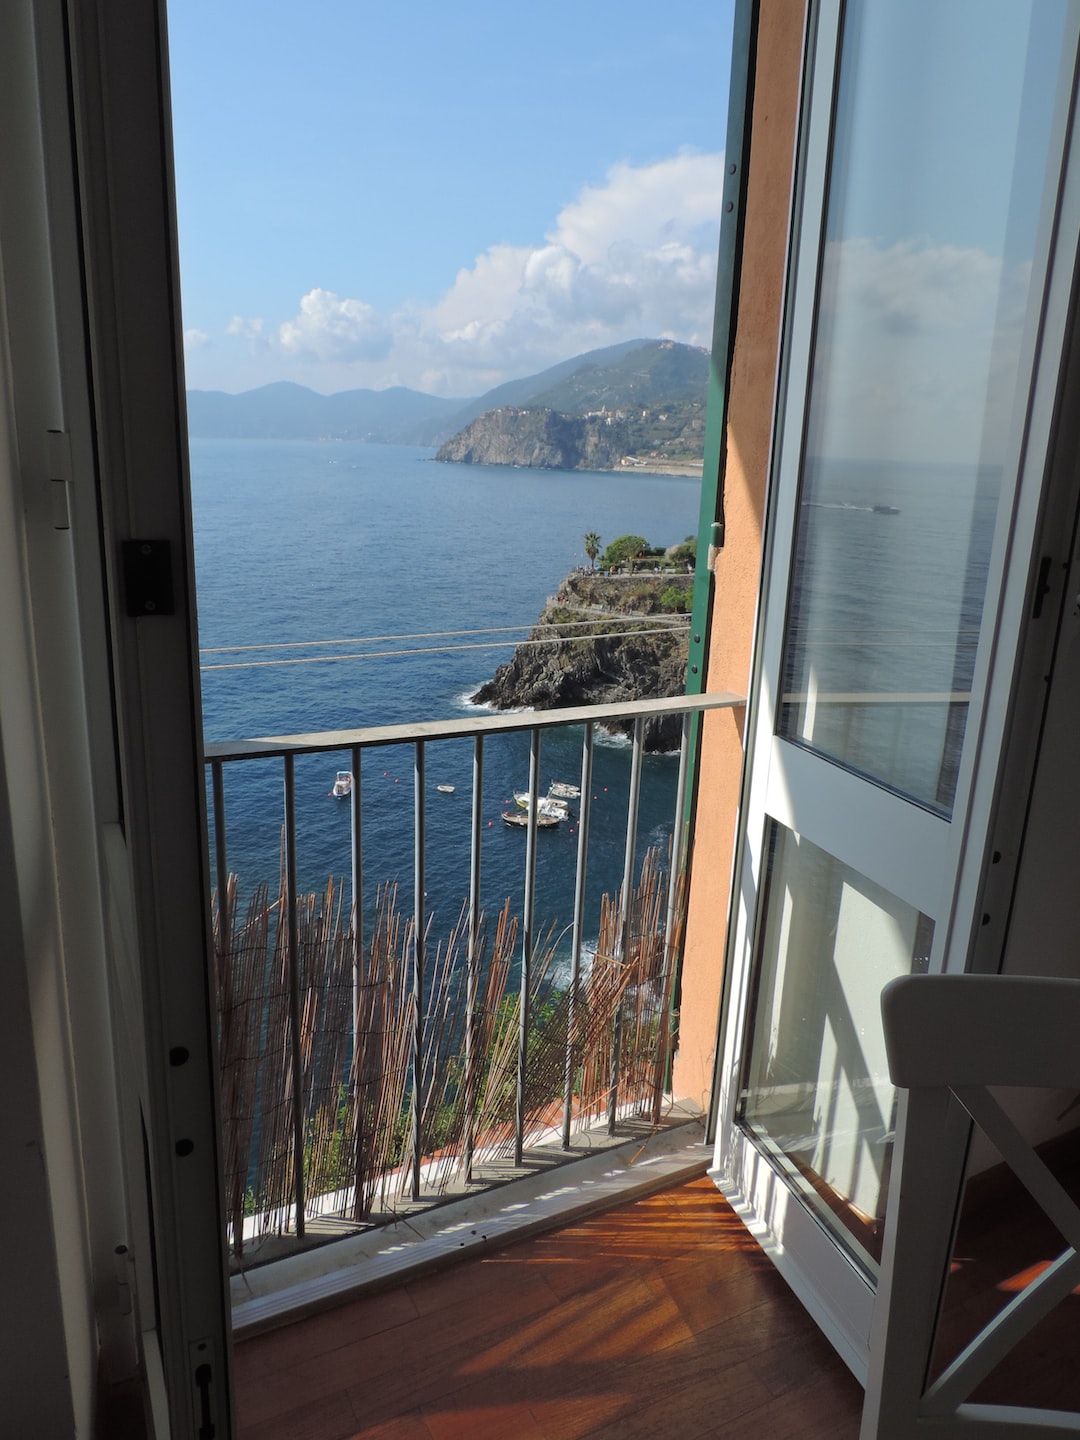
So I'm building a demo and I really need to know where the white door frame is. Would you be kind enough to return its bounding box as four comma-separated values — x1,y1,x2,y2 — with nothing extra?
33,0,233,1431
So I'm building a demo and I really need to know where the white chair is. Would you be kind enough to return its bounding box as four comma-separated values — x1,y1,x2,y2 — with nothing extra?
861,974,1080,1438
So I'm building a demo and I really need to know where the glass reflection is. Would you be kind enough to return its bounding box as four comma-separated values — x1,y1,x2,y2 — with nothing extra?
779,0,1075,813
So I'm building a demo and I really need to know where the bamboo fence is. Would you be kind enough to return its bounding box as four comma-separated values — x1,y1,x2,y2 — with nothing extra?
212,846,684,1259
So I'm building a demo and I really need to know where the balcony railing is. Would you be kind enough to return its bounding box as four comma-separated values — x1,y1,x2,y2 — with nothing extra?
204,691,741,1263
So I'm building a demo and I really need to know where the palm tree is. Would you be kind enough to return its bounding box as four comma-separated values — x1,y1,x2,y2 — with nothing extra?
583,531,601,571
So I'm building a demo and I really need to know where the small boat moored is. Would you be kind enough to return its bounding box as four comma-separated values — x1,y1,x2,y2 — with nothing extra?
547,780,581,800
330,770,353,799
513,791,569,820
502,809,561,830
436,784,455,794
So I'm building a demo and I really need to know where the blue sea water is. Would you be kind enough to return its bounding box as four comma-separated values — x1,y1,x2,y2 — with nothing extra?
190,439,702,953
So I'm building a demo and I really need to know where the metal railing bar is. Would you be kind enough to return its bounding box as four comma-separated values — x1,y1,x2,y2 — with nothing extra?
283,754,306,1239
211,760,229,948
655,714,691,1125
563,724,594,1148
203,691,744,763
350,745,363,1220
515,728,541,1167
411,740,426,1202
213,693,742,1235
464,734,483,1183
350,746,363,960
610,717,645,1134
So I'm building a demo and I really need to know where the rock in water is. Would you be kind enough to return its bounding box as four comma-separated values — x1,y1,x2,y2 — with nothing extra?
471,572,692,751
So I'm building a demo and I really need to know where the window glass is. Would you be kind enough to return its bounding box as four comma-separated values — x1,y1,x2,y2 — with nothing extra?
779,0,1073,814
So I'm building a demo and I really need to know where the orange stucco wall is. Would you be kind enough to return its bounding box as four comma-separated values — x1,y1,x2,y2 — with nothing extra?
673,1,807,1109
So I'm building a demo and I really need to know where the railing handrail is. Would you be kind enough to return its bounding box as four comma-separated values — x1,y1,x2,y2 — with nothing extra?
203,690,745,763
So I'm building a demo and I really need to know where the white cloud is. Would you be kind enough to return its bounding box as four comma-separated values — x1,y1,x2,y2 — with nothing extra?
278,288,392,362
183,327,210,351
553,153,727,263
419,152,724,387
190,152,725,394
226,315,264,343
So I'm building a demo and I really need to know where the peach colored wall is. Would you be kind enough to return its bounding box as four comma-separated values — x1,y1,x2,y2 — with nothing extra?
673,1,806,1109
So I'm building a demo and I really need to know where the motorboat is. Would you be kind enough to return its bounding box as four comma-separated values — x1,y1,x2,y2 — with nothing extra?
436,784,455,794
547,780,581,800
513,791,569,820
330,770,352,799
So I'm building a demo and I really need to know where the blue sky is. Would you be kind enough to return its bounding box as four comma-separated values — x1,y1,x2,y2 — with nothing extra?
168,0,735,396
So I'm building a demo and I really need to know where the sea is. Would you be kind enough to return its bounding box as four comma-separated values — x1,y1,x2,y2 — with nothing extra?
191,439,703,958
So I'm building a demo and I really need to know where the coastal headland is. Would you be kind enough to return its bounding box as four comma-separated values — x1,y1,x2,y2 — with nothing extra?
472,570,693,750
435,406,704,477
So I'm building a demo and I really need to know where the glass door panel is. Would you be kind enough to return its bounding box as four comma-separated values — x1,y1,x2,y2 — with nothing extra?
714,0,1080,1378
741,822,933,1268
779,0,1075,815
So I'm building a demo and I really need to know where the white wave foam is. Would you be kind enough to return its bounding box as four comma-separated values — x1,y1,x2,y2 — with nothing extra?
453,688,532,715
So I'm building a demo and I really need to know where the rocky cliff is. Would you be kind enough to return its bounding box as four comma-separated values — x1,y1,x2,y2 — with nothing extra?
435,407,630,470
471,573,693,750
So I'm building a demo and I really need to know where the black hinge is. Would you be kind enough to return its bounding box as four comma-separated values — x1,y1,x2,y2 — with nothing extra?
1031,554,1053,620
194,1362,216,1438
122,539,175,617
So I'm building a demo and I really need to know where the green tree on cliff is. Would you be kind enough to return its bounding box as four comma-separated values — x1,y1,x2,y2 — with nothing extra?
601,534,649,571
583,531,601,570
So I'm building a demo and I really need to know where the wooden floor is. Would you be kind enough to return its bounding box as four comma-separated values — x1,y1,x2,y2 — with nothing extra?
233,1175,865,1440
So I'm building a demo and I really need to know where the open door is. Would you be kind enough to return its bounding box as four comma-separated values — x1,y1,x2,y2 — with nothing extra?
712,0,1080,1378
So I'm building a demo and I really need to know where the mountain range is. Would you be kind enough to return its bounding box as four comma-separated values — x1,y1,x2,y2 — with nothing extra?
185,339,709,456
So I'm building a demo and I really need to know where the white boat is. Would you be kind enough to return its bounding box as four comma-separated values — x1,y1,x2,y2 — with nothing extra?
436,783,455,794
513,791,569,819
547,781,581,800
330,770,352,799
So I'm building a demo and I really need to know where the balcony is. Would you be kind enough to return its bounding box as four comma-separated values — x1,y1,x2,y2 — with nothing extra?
231,1132,1080,1440
205,695,1080,1440
233,1173,867,1440
206,691,741,1300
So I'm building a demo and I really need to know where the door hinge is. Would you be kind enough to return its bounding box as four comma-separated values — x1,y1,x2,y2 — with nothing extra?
1031,554,1053,619
191,1339,219,1438
46,429,72,530
122,539,175,617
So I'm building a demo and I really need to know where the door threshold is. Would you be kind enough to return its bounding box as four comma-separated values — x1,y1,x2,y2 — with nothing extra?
231,1111,709,1337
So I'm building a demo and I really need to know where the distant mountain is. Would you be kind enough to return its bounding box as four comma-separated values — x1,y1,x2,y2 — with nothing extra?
184,339,710,454
185,381,467,442
435,340,710,472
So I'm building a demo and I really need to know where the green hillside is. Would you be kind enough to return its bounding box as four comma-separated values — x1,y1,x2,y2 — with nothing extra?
528,340,709,414
435,340,709,470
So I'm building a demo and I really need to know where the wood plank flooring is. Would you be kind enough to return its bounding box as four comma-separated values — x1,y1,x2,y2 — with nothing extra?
233,1176,864,1440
